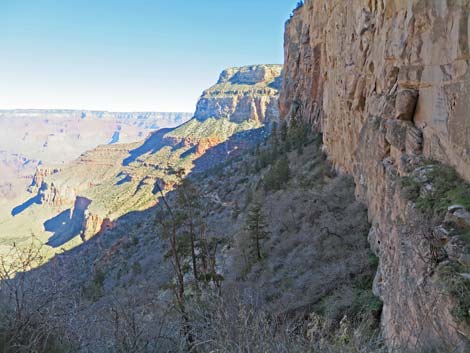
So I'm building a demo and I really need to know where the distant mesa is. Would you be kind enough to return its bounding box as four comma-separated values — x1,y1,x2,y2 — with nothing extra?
122,65,282,169
217,64,282,86
194,64,283,123
0,109,192,165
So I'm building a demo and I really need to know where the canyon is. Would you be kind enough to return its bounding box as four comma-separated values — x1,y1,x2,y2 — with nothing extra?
0,110,190,164
0,110,190,255
0,66,282,260
1,2,470,353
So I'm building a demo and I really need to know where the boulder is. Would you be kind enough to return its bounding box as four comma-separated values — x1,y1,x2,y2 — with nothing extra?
445,205,470,229
395,89,419,121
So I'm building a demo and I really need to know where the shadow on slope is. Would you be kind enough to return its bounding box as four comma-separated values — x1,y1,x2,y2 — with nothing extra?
192,127,266,172
115,172,131,186
11,194,42,216
44,197,92,248
122,128,175,166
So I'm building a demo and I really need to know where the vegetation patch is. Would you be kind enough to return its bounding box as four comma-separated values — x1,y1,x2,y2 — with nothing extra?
402,161,470,326
313,252,382,328
437,261,470,325
401,162,470,217
83,268,106,302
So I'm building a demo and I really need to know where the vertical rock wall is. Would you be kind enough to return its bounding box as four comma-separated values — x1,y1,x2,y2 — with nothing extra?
280,0,470,350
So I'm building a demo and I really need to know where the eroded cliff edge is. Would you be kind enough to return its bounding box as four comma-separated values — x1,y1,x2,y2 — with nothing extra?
280,1,470,351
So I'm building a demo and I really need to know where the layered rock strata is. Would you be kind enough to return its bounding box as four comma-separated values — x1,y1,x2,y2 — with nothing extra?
194,64,282,123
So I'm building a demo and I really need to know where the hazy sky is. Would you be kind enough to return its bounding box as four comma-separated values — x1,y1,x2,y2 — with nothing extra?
1,0,299,113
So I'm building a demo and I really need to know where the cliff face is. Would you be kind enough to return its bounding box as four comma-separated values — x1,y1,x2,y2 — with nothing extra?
281,1,470,351
194,64,282,123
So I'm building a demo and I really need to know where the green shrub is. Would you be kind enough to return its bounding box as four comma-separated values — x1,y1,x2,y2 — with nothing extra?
400,176,420,201
438,262,470,325
401,163,470,217
131,261,142,275
287,117,309,154
83,268,106,301
368,254,379,268
459,229,470,245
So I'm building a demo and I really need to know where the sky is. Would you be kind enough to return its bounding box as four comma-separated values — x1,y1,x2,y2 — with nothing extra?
0,0,299,113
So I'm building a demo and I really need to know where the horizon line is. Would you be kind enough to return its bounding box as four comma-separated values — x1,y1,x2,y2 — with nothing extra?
0,107,194,114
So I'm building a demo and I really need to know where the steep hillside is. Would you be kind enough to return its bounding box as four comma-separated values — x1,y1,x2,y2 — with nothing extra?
0,124,384,353
281,1,470,351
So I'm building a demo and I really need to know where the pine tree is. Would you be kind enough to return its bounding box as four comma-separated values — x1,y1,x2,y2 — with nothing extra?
280,121,288,143
288,117,308,154
245,202,270,260
245,187,254,207
276,155,290,184
255,143,261,157
154,184,195,351
280,120,292,152
231,200,240,220
175,177,205,283
263,155,290,191
270,121,278,144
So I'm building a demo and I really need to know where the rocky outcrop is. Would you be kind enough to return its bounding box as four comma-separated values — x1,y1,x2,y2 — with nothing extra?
195,137,222,156
281,1,470,351
39,182,76,207
29,167,61,193
81,212,116,242
281,1,470,178
194,65,282,123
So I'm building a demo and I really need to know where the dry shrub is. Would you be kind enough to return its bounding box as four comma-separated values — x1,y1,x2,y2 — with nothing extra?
0,241,75,353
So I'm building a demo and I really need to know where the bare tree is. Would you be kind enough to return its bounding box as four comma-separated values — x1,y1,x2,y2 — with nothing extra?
155,176,196,352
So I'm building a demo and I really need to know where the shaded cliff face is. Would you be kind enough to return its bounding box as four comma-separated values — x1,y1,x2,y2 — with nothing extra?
281,1,470,351
194,64,282,123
